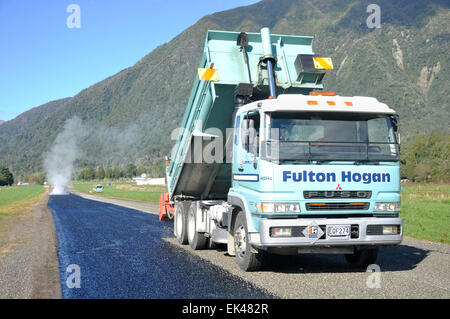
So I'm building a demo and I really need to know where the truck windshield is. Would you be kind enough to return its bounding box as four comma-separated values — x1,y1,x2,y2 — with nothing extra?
262,112,399,162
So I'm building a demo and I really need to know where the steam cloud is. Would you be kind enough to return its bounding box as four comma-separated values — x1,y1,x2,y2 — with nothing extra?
44,117,86,195
44,115,153,195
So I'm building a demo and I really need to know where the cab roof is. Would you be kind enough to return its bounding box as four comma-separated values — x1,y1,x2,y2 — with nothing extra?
240,94,396,115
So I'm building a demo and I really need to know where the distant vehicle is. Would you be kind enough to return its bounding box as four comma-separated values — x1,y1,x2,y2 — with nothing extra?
93,185,104,193
17,182,30,186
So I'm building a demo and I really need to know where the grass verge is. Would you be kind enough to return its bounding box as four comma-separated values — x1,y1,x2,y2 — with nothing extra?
72,182,166,203
0,185,46,220
0,185,47,250
401,184,449,244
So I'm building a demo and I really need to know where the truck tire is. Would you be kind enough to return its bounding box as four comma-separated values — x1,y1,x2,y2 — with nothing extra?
187,203,207,250
345,247,378,268
233,211,264,271
175,201,189,245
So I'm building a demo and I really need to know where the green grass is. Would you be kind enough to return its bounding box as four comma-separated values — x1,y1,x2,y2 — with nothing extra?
401,184,449,244
72,182,167,203
0,185,46,219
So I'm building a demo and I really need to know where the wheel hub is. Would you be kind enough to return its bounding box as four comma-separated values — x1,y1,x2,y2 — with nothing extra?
234,226,246,257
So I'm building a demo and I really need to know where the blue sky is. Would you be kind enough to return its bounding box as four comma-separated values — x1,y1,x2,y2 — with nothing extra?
0,0,259,121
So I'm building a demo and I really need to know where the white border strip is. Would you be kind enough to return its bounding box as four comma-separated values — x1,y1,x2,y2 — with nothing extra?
233,174,259,182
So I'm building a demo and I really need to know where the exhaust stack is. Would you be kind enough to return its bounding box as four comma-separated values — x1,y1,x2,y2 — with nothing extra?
260,27,276,99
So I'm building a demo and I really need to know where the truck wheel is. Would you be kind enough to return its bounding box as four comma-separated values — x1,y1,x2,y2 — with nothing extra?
187,203,207,250
175,202,189,245
345,247,378,268
233,211,264,271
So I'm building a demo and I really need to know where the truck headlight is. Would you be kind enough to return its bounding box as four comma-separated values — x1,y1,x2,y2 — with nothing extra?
374,202,400,212
383,225,400,235
261,202,300,213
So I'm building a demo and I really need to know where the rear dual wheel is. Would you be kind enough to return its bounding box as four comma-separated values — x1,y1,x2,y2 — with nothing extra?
174,201,207,250
187,204,207,250
175,201,190,244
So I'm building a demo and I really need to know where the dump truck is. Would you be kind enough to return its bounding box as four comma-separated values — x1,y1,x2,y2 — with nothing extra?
159,28,402,271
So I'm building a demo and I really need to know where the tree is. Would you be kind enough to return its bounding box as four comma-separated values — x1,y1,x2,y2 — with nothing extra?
105,167,113,179
149,162,165,177
96,166,105,180
77,166,95,181
124,163,137,178
85,166,95,180
0,165,14,186
25,171,45,185
112,167,121,179
136,166,146,177
401,134,450,182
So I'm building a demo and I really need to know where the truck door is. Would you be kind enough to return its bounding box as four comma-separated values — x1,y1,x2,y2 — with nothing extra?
233,111,260,191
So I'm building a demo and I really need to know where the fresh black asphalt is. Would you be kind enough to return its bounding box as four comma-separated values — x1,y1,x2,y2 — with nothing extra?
48,194,274,299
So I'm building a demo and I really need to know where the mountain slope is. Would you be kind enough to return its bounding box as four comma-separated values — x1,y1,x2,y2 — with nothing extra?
0,98,71,172
0,0,448,175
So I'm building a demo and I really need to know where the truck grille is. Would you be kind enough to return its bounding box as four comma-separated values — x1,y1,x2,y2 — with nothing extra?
304,191,372,199
306,202,370,211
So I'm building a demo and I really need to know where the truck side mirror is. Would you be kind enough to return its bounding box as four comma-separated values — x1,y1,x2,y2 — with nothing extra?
389,114,400,146
390,114,399,132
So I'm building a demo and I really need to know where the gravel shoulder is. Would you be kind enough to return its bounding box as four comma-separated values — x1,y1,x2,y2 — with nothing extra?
0,192,61,298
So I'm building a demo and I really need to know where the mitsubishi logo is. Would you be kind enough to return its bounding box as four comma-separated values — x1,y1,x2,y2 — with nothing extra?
336,184,342,190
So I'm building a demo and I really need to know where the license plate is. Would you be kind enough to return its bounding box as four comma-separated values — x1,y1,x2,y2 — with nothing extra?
326,225,350,239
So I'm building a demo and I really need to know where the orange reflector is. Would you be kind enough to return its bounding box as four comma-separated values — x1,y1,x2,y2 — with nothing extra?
312,57,334,70
349,203,365,206
309,91,336,96
198,67,219,81
327,101,336,105
344,101,353,106
309,203,326,206
307,100,318,105
268,96,274,99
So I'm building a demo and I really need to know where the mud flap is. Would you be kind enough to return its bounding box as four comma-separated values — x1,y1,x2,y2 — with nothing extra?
227,231,235,256
159,193,174,221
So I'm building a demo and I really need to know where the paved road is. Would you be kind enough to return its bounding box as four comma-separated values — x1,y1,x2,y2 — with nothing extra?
49,193,450,299
48,194,273,298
